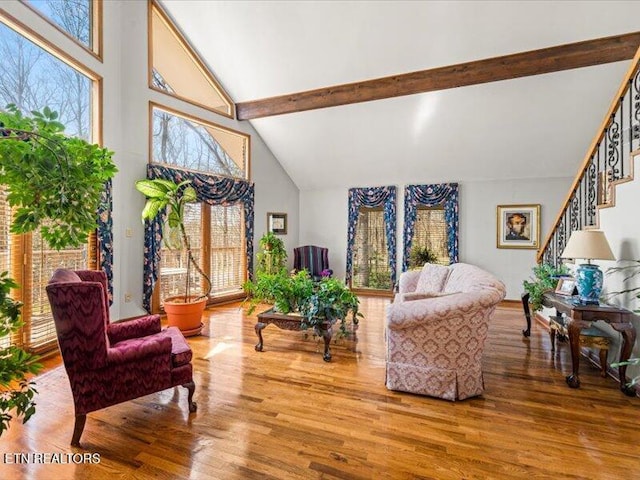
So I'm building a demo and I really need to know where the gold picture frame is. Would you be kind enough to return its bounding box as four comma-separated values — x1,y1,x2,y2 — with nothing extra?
496,204,540,249
555,277,576,296
267,212,287,235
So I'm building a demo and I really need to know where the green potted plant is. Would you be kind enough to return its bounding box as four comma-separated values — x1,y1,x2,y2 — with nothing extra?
136,178,212,336
0,104,116,436
408,244,439,269
256,231,287,275
523,263,569,311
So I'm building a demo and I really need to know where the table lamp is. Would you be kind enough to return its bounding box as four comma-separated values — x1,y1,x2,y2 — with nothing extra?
560,230,615,305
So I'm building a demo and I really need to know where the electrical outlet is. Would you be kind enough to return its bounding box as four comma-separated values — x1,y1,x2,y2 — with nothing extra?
124,293,132,303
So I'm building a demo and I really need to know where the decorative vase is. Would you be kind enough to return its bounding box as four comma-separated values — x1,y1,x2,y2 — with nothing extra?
575,264,603,305
163,296,206,336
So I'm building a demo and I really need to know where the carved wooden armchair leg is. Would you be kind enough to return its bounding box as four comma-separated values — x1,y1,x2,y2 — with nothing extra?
183,381,197,412
71,414,86,446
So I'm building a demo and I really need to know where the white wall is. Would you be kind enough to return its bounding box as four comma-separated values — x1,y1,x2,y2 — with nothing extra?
300,176,572,299
1,1,299,319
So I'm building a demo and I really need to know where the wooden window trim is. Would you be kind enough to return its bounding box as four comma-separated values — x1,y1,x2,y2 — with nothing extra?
18,0,103,61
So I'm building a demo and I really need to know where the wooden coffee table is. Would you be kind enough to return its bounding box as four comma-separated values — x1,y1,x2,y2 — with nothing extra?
255,308,333,361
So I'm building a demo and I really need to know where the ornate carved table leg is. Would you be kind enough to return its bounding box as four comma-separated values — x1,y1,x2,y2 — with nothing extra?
255,321,266,352
565,318,583,388
521,292,531,337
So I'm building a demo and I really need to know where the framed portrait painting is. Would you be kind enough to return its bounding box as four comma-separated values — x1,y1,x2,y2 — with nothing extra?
496,204,540,249
267,212,287,235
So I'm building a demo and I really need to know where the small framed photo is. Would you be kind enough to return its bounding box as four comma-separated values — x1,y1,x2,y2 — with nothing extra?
555,277,576,296
267,212,287,235
496,204,541,249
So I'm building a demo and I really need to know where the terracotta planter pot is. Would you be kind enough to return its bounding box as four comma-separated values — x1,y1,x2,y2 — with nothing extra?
163,296,206,337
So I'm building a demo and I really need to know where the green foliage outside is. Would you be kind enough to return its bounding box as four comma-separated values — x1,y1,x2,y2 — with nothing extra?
136,178,212,300
522,263,568,312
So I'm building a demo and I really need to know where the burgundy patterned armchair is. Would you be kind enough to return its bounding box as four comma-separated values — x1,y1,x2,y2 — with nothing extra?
46,269,197,446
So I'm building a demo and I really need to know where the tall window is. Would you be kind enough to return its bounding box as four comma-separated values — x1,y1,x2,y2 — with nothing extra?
0,11,99,353
411,206,450,265
352,208,392,290
150,104,250,308
149,0,233,118
23,0,101,57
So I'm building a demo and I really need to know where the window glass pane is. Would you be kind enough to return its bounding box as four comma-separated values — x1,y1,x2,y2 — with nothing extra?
352,208,392,290
412,207,449,265
159,203,203,303
152,107,247,178
0,21,92,140
25,0,92,49
210,204,244,295
150,3,233,117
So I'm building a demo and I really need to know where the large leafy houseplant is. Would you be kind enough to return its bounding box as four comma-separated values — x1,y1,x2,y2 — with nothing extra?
522,263,569,312
136,178,212,336
136,178,212,301
244,271,362,336
0,104,116,436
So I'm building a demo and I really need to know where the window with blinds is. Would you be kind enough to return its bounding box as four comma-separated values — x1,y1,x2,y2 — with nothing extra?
210,204,244,295
352,207,392,291
29,231,87,352
159,203,203,304
412,206,450,265
0,12,99,354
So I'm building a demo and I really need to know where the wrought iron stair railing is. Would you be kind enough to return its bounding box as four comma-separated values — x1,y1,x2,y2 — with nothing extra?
538,46,640,267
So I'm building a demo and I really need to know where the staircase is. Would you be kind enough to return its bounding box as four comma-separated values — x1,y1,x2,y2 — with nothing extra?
538,45,640,266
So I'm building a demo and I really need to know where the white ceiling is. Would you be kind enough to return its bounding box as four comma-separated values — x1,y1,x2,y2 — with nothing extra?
160,0,640,190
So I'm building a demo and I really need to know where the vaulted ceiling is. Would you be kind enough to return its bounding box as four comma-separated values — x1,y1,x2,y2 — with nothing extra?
160,0,640,190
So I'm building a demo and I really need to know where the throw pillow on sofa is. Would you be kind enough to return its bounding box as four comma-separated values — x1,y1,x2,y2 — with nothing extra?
415,263,450,295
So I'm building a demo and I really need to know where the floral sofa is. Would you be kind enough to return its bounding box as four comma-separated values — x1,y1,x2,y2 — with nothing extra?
385,262,506,401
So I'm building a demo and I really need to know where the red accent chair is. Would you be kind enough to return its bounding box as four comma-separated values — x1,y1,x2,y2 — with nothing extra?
46,269,197,446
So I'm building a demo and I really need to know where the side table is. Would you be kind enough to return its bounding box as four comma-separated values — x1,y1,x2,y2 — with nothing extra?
542,292,637,396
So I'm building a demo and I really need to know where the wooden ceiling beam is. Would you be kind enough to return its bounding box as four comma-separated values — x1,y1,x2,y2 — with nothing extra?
236,32,640,120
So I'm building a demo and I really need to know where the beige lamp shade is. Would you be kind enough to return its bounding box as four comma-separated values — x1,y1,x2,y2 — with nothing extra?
560,230,616,261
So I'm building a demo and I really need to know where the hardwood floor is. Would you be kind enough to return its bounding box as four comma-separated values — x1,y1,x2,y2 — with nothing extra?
1,297,638,479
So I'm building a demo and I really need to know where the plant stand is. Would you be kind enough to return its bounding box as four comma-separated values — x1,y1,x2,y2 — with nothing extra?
255,308,333,361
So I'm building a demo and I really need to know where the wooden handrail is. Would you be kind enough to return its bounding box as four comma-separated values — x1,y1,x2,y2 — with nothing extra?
537,43,640,263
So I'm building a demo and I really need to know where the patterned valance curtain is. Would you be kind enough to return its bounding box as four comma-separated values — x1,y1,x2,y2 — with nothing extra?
143,164,255,312
97,179,114,305
403,183,459,272
346,186,397,287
